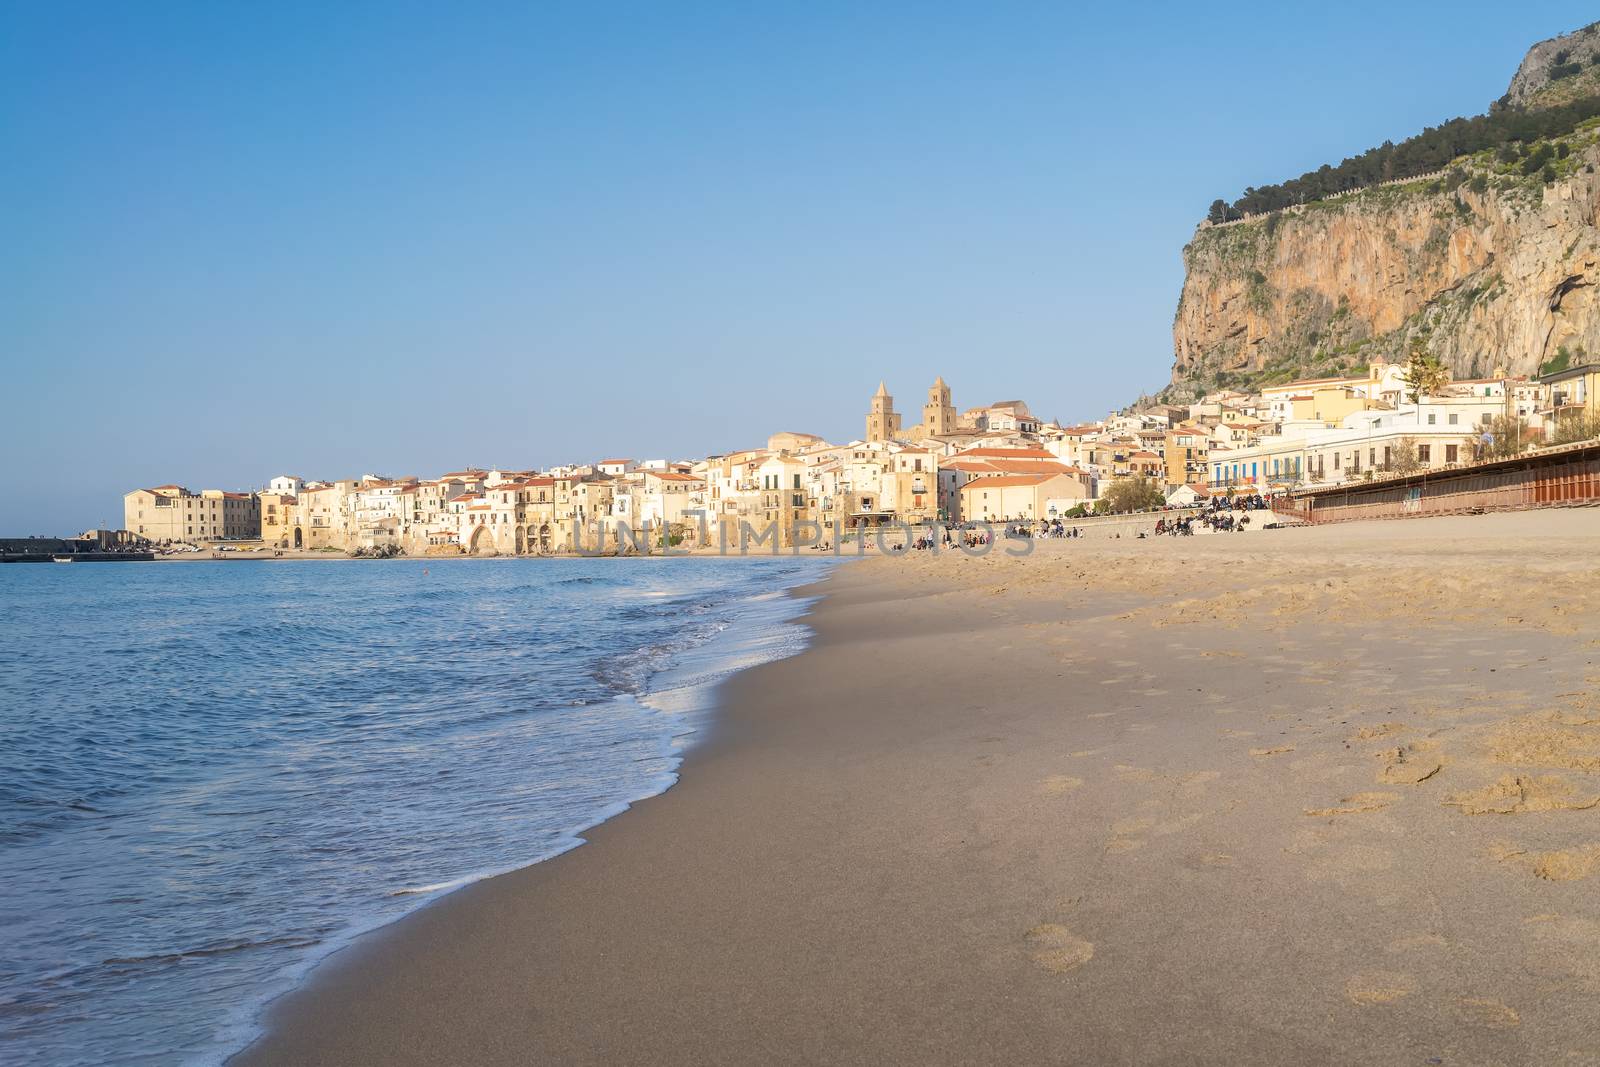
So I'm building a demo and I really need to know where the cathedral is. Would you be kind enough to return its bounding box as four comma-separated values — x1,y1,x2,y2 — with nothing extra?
864,377,959,443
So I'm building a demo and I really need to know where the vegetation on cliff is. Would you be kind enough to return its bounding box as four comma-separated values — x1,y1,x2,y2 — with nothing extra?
1164,30,1600,407
1208,93,1600,221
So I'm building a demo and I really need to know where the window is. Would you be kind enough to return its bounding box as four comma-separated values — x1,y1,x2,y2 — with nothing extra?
1446,444,1459,463
1427,413,1437,425
1369,448,1376,466
1333,453,1340,470
1418,445,1432,462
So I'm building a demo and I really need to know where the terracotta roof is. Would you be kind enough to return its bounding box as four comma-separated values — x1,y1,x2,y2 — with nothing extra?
959,474,1062,490
1270,375,1366,390
954,447,1057,459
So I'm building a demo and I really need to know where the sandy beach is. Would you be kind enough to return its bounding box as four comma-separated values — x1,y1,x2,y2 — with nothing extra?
235,509,1600,1065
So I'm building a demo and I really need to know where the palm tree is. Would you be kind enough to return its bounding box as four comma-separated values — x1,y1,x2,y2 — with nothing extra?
1401,339,1450,424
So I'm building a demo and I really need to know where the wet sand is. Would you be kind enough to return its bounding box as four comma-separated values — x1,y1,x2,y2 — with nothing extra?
236,509,1600,1065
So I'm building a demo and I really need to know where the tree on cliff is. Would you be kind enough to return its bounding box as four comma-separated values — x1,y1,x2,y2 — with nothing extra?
1209,92,1600,218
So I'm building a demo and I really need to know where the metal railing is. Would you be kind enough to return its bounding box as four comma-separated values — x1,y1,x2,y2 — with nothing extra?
1293,442,1600,523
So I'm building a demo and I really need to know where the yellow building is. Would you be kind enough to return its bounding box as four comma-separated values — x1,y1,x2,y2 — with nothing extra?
1540,362,1600,422
1163,425,1208,488
291,484,344,549
959,472,1089,523
124,485,261,543
257,492,297,547
1289,384,1375,425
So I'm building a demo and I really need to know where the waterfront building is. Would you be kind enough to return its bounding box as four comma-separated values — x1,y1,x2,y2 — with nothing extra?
638,470,704,537
958,472,1089,523
124,486,261,543
257,492,297,547
1208,404,1497,490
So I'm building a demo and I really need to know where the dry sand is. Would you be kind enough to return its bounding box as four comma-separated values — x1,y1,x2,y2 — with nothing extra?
235,509,1600,1065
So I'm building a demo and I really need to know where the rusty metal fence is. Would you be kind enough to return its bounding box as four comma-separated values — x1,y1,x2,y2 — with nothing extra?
1290,443,1600,524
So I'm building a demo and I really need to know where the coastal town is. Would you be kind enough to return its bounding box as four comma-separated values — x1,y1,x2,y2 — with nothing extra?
108,357,1600,556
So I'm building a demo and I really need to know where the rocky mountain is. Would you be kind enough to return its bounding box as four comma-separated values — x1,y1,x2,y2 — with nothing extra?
1166,28,1600,401
1504,22,1600,110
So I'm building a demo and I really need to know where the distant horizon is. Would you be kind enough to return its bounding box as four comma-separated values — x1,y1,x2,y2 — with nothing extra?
5,2,1595,535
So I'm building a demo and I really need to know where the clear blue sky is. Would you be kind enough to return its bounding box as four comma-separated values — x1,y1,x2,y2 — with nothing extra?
3,2,1593,533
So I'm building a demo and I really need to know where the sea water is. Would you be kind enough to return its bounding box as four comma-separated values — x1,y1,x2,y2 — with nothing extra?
0,555,832,1065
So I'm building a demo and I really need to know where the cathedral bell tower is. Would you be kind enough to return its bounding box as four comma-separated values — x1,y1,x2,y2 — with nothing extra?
923,375,955,437
865,381,902,442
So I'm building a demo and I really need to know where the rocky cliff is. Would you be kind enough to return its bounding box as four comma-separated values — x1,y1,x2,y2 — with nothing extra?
1167,32,1600,400
1505,22,1600,110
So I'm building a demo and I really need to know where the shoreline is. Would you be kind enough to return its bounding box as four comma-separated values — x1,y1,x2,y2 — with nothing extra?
211,560,838,1066
236,510,1600,1065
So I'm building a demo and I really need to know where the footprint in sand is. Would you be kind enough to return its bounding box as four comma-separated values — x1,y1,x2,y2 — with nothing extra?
1522,914,1600,981
1375,744,1442,785
1024,924,1094,974
1105,814,1155,854
1349,722,1406,743
1344,972,1417,1005
1444,775,1600,815
1249,745,1295,757
1490,842,1600,881
1454,997,1521,1030
1305,844,1395,889
1189,851,1234,868
1039,775,1084,796
1304,792,1400,817
1532,846,1600,881
1387,933,1449,953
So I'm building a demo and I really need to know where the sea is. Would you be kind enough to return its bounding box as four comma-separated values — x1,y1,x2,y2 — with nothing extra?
0,555,834,1066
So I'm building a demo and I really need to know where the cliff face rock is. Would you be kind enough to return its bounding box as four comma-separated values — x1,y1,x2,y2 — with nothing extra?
1169,137,1600,398
1505,23,1600,109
